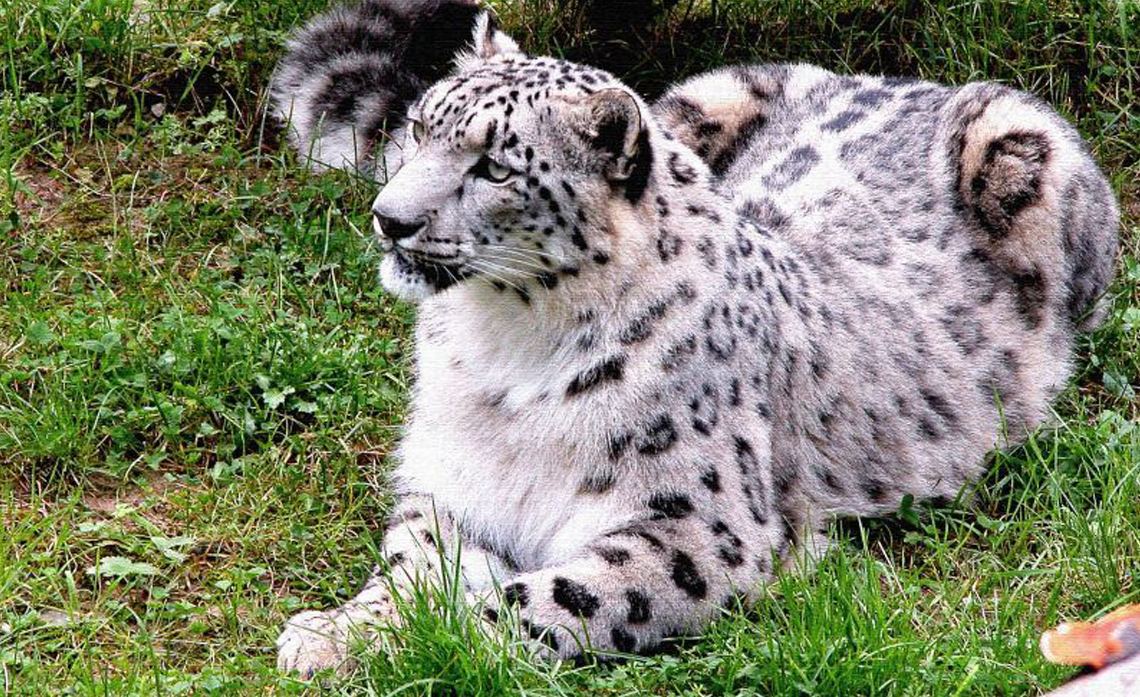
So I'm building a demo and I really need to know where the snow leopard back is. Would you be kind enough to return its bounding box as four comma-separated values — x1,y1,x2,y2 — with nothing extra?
654,63,1119,334
653,63,1118,519
270,0,482,175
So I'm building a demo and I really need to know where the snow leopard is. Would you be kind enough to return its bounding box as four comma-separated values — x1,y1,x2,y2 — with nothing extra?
273,11,1120,678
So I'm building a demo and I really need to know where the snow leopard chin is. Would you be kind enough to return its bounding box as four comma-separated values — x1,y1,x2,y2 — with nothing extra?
379,249,468,301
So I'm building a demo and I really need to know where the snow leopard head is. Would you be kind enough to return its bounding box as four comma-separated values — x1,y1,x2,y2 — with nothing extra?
371,14,654,301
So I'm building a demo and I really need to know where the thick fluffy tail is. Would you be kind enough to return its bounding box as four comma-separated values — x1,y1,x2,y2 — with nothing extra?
270,0,482,175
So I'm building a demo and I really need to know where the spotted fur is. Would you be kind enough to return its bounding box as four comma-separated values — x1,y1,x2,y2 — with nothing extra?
275,17,1119,677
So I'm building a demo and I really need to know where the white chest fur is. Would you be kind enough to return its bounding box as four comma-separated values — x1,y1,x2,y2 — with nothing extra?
393,287,633,570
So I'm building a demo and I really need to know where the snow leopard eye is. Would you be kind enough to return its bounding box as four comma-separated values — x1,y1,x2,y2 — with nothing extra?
410,119,426,143
470,155,514,184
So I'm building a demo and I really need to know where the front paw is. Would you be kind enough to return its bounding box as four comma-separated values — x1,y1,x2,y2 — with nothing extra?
276,610,353,679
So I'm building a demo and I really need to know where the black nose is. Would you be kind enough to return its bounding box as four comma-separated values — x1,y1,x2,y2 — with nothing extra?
373,213,424,241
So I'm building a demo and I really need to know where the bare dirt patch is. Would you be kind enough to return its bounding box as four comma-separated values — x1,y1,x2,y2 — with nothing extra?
80,473,202,535
81,473,176,515
11,163,67,224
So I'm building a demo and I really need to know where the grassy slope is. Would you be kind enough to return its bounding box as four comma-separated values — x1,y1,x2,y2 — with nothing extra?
1,0,1137,694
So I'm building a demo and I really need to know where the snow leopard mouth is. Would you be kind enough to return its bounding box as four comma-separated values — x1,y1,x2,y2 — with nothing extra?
390,248,470,292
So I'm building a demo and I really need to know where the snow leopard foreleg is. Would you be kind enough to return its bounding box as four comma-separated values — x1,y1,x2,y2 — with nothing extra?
276,494,515,677
474,512,779,660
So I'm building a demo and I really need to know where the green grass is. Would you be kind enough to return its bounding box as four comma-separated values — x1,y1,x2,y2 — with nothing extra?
1,0,1137,694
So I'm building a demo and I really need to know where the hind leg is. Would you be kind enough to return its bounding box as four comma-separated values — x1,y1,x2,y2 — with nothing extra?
952,85,1119,332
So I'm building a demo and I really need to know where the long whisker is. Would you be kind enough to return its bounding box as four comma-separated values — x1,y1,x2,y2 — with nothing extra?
479,251,549,276
480,246,553,266
479,255,544,279
478,242,563,258
468,260,525,293
477,259,541,287
482,247,566,270
482,243,565,263
467,259,515,285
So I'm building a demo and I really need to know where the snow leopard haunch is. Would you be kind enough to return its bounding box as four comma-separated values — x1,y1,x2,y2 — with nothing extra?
275,16,1119,678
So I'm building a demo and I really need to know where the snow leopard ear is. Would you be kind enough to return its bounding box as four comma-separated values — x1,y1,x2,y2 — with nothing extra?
575,88,646,183
470,12,521,60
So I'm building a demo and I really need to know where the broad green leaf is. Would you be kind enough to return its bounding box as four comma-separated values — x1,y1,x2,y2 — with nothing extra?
89,556,159,578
